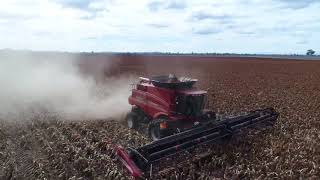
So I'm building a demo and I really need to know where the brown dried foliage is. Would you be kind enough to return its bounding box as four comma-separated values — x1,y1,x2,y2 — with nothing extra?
1,55,320,179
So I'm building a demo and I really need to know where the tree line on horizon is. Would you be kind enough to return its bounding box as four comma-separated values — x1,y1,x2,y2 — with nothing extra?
0,48,318,56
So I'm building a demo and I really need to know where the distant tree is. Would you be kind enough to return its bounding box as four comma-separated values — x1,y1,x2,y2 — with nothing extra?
306,49,315,56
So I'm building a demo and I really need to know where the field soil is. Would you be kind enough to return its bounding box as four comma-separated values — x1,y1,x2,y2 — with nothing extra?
1,54,320,179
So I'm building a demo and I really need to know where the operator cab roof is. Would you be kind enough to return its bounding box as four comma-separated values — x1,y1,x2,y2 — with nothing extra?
150,74,197,89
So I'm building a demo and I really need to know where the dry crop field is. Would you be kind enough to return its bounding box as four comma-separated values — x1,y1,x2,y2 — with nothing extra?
1,54,320,179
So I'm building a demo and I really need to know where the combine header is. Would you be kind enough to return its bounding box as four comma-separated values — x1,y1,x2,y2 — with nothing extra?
116,75,279,178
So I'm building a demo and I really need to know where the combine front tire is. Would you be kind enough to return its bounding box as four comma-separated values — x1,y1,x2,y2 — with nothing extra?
148,122,161,141
126,112,139,129
148,118,173,141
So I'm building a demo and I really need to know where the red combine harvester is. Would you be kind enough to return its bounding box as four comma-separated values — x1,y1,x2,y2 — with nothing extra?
116,75,279,178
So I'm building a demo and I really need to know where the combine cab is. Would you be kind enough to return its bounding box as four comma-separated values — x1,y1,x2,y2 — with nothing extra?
117,75,279,178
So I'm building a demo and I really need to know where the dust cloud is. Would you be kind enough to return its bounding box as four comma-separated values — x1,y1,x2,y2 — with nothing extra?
0,52,134,121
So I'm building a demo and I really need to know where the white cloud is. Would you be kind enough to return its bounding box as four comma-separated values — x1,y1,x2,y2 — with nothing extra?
0,0,319,53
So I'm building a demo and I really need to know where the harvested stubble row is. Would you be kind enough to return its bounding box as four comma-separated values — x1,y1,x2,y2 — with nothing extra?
1,56,320,179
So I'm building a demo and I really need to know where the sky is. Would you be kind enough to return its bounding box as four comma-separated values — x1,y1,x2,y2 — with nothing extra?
0,0,319,54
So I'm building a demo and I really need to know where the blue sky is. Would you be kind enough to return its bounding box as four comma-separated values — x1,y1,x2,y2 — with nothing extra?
0,0,319,54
